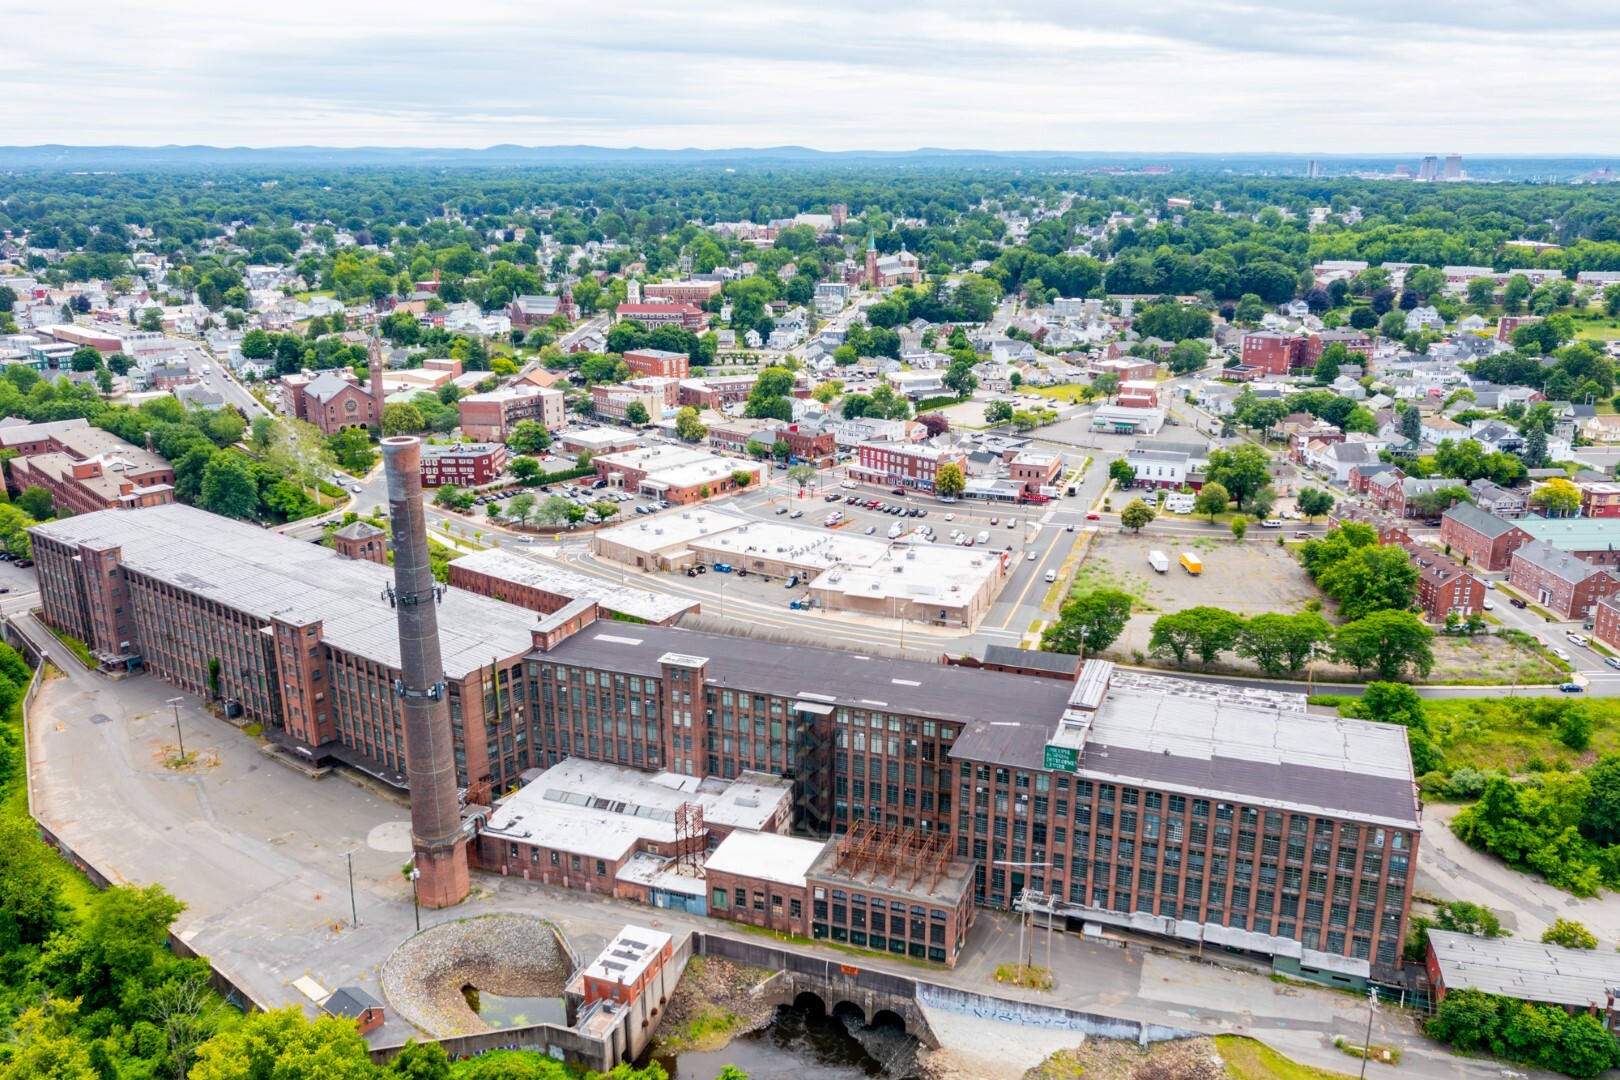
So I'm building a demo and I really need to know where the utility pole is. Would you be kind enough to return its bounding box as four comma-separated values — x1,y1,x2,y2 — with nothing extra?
344,849,360,929
166,696,186,758
1357,987,1378,1080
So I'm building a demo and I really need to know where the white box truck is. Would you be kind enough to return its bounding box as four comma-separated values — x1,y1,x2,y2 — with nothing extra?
1148,550,1170,574
1163,493,1195,515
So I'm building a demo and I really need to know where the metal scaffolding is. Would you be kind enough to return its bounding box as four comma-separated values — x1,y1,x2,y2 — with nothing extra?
674,801,705,876
830,819,954,892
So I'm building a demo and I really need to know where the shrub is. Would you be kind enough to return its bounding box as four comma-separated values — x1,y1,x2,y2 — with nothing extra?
1541,918,1599,950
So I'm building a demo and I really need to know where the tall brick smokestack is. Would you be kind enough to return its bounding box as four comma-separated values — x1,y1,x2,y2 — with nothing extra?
382,435,469,909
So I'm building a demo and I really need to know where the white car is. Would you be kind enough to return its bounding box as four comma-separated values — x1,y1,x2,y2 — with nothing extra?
1482,599,1494,610
1567,632,1590,648
1027,551,1037,561
944,513,955,521
1484,580,1496,590
1553,647,1572,662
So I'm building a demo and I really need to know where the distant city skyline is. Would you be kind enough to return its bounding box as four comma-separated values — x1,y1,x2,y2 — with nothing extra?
5,0,1620,153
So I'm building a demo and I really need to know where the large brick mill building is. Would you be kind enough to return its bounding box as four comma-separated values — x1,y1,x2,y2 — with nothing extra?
31,505,1419,980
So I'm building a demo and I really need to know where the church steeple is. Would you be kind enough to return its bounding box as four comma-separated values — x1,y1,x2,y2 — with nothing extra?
367,326,386,416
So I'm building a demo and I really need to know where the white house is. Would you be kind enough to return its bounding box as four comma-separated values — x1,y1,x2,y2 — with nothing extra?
1405,306,1445,332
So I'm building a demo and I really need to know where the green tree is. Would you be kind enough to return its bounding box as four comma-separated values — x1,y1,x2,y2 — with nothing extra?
1312,342,1348,383
507,419,551,454
506,456,544,484
506,493,537,525
1230,515,1247,540
730,469,753,488
1541,918,1598,950
1532,478,1582,517
1579,754,1620,845
787,464,817,492
1120,499,1155,532
985,400,1014,425
15,485,53,520
1332,610,1435,680
934,462,965,498
535,497,578,527
624,401,651,426
1205,445,1272,510
1041,589,1133,658
381,402,426,436
1502,273,1532,314
1296,487,1334,520
942,359,978,399
199,451,258,519
674,406,707,442
590,500,620,520
1149,607,1245,668
1166,339,1209,375
1235,612,1331,676
1194,481,1229,522
1108,458,1135,487
190,1008,379,1080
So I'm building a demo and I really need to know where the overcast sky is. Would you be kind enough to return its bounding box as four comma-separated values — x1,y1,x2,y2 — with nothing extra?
5,0,1618,152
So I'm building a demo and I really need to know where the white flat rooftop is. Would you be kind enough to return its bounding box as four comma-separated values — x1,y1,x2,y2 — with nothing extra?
450,548,694,623
595,508,754,555
705,830,826,888
583,926,672,989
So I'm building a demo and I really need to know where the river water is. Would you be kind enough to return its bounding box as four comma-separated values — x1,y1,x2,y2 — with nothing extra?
651,1003,925,1080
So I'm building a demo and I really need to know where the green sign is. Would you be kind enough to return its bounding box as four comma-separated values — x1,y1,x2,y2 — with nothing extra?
1044,744,1078,773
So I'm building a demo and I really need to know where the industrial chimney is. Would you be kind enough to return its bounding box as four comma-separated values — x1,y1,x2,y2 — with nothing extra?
382,436,470,909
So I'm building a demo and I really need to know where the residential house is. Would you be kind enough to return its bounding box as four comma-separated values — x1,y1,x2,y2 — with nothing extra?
1581,414,1620,444
1404,306,1445,332
1419,415,1469,447
1465,480,1528,518
1579,482,1620,519
1315,440,1378,484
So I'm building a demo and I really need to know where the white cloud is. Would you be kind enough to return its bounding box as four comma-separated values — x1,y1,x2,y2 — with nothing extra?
0,0,1617,151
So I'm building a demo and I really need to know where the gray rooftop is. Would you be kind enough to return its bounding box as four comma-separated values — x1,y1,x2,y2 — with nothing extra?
1443,501,1525,539
980,644,1081,676
1513,539,1617,585
950,669,1418,828
450,548,696,624
535,620,1076,730
30,504,542,679
1428,930,1620,1009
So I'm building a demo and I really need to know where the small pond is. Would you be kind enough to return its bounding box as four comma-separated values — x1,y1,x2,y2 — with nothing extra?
461,986,568,1030
650,1001,923,1079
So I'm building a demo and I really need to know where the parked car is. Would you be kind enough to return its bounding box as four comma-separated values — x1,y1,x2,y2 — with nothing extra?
1509,597,1528,608
1027,551,1037,561
14,559,32,568
1560,683,1586,694
789,510,803,519
1606,656,1620,671
776,506,789,515
1482,598,1494,610
1484,580,1496,590
990,517,999,525
891,488,906,497
865,525,877,535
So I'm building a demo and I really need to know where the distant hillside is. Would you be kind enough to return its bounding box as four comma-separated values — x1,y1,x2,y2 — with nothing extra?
0,144,1611,178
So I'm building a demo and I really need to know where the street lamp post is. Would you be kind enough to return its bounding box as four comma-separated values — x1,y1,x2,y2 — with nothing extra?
166,696,186,758
409,866,421,933
344,848,360,929
1357,988,1378,1080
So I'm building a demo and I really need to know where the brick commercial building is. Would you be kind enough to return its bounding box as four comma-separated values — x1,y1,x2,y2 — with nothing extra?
31,505,1418,978
1239,332,1304,377
1440,503,1533,572
1508,540,1620,620
458,383,565,443
643,280,723,306
614,303,708,330
708,419,836,466
522,629,1418,980
30,504,544,797
679,374,759,410
1007,449,1063,498
448,548,698,625
1425,930,1620,1034
1403,544,1485,622
1,418,175,514
853,440,969,493
1593,595,1620,652
592,383,672,425
1579,482,1620,518
623,349,690,380
420,442,507,487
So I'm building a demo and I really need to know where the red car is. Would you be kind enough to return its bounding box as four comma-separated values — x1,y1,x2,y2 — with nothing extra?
1086,512,1101,520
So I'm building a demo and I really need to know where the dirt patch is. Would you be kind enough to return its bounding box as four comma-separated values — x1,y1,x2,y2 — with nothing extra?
653,954,776,1054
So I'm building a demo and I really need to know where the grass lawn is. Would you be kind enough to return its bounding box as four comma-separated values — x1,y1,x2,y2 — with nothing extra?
1066,556,1157,612
1025,383,1091,402
1216,1036,1356,1080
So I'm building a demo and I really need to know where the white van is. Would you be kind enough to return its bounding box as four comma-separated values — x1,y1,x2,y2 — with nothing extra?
976,530,990,545
1044,569,1057,583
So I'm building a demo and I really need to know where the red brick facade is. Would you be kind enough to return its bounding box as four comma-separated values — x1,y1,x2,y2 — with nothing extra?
1439,507,1532,572
1240,332,1304,376
420,443,507,487
623,349,690,380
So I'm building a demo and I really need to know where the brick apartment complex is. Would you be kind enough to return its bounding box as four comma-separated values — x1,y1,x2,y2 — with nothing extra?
1367,474,1464,519
1508,540,1620,619
642,280,723,306
457,383,565,442
1302,330,1372,368
419,442,506,487
1239,332,1303,377
1592,595,1620,652
614,303,708,330
854,441,969,492
623,349,690,380
30,504,1418,979
1403,544,1485,621
1,418,174,514
1439,504,1532,571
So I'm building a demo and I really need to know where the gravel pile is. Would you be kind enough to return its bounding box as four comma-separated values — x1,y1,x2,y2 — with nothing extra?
654,955,776,1054
381,913,574,1037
